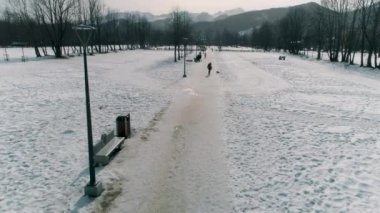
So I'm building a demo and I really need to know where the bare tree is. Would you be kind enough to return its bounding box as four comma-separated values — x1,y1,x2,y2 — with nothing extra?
7,0,45,57
321,0,349,62
89,0,104,53
0,8,15,47
280,8,306,54
169,9,192,62
341,0,359,64
106,9,119,51
170,9,181,62
137,16,150,49
33,0,76,58
357,0,372,66
311,5,326,60
253,21,274,51
374,2,380,68
363,0,380,67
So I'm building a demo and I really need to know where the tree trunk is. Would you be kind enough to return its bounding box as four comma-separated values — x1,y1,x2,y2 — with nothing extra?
34,46,41,57
360,33,365,67
174,45,177,62
367,50,373,68
54,45,62,58
375,52,378,68
350,52,355,65
177,45,180,60
42,46,47,56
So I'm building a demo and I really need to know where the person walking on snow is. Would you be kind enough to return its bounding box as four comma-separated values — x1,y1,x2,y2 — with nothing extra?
207,62,212,77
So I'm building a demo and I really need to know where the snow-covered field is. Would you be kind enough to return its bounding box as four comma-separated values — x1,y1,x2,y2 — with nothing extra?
2,46,378,67
1,47,56,62
0,50,183,212
299,50,379,68
218,52,380,212
1,49,380,212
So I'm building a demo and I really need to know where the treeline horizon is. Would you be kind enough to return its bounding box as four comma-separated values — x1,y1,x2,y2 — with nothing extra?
0,0,379,68
0,0,153,58
249,0,380,68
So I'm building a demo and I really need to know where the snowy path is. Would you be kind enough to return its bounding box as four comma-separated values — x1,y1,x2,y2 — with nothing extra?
105,55,233,213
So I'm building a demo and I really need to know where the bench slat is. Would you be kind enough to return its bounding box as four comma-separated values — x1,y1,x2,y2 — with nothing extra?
94,137,125,165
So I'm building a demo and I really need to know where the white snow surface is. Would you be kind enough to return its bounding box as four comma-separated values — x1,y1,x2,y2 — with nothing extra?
1,49,380,212
0,50,181,212
219,52,380,212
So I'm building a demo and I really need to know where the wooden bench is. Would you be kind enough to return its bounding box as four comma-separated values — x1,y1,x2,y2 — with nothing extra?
94,136,125,166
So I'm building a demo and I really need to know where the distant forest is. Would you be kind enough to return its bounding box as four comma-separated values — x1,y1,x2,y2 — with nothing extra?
0,0,379,68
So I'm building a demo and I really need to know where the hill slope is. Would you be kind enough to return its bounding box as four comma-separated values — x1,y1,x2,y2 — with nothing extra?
192,2,322,33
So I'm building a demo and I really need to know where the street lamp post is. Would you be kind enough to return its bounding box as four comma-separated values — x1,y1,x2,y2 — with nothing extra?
73,24,104,197
183,38,188,78
21,47,25,62
4,48,9,61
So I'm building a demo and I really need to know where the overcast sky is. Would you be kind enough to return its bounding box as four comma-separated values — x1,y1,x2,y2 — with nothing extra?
106,0,319,15
0,0,320,15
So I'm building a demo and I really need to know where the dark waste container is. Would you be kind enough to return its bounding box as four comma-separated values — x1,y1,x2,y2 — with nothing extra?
116,114,131,138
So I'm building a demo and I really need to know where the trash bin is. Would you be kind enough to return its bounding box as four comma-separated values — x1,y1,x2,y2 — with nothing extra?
116,113,131,138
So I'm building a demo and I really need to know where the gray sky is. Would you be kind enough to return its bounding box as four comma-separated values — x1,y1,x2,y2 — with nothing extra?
0,0,319,15
106,0,319,15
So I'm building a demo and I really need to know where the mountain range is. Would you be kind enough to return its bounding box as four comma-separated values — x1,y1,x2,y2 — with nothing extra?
116,2,323,34
192,2,322,34
115,8,245,23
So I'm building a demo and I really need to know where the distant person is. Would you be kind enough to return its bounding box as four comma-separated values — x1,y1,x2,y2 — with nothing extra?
195,52,202,62
204,52,207,59
207,62,212,76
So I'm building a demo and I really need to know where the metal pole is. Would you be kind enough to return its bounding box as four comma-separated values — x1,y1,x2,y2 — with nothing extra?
4,48,8,61
83,45,96,186
22,47,25,62
183,43,187,78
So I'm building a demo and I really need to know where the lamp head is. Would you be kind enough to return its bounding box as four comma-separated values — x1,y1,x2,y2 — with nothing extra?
73,24,96,46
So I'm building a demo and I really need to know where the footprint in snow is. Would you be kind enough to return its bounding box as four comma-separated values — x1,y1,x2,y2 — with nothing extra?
62,130,74,135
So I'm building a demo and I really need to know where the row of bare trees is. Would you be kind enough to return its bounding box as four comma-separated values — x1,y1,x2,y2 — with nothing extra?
313,0,379,67
0,0,154,58
169,9,192,62
5,0,79,58
251,0,380,68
